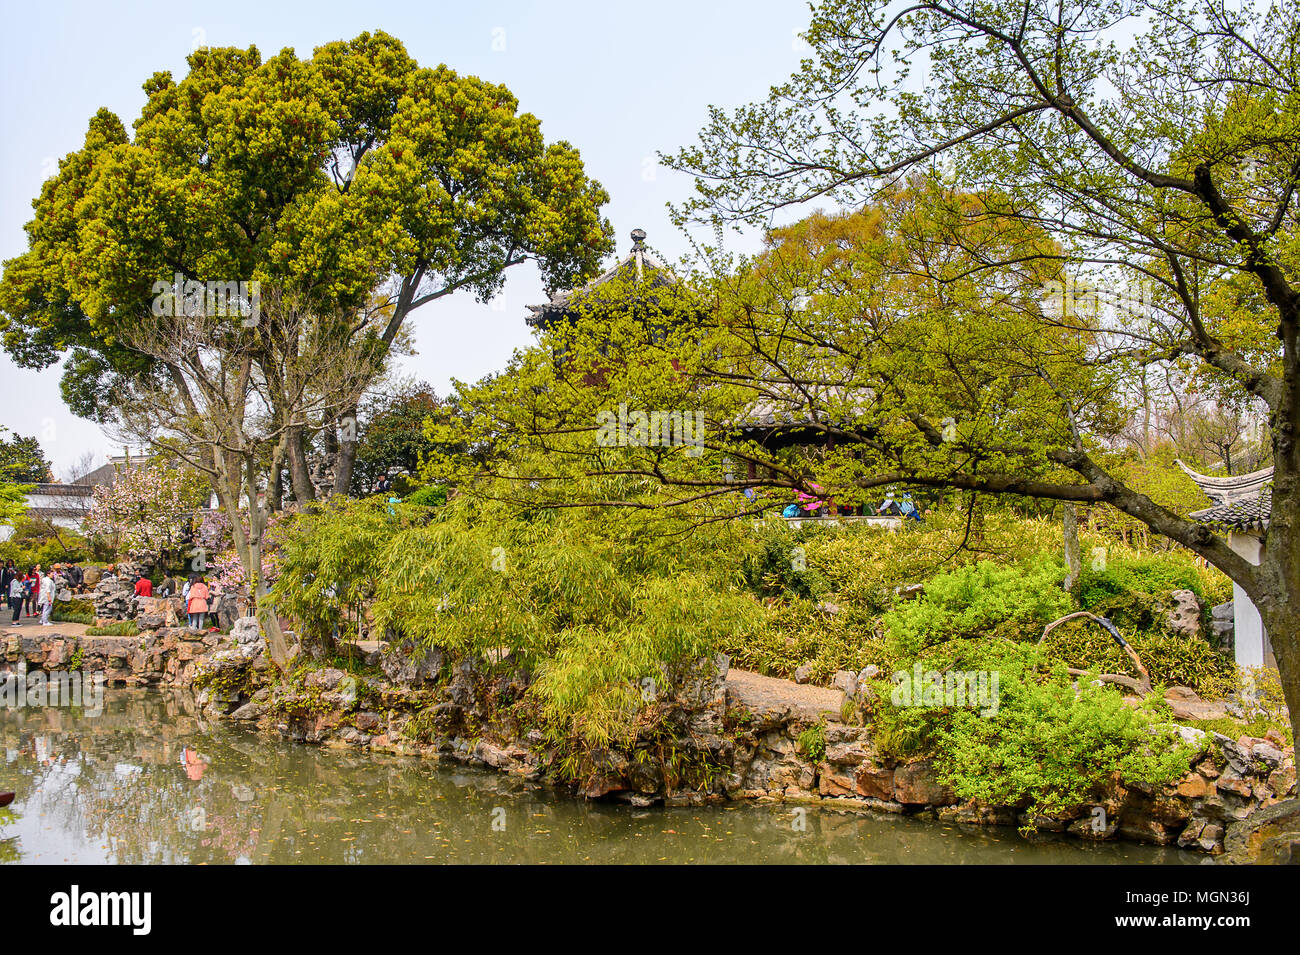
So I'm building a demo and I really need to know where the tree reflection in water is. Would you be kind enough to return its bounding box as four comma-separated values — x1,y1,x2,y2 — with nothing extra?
1,690,1198,865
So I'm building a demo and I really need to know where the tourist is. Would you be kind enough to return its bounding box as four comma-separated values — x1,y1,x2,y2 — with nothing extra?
1,560,15,598
38,568,55,626
898,493,923,523
24,568,39,617
186,576,210,630
8,572,23,626
134,574,153,598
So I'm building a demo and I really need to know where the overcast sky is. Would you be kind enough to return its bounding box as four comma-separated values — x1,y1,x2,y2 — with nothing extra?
0,0,815,477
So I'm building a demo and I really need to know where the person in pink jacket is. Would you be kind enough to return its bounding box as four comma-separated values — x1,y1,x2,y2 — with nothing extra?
186,576,210,630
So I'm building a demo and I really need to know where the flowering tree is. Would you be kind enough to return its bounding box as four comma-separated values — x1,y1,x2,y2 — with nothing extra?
194,508,287,591
85,464,207,565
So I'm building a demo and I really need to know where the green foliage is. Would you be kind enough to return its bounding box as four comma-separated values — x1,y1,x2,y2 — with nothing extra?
1,33,612,424
720,599,891,684
741,523,830,600
271,492,762,750
266,498,398,650
405,485,448,508
0,432,52,483
796,720,827,764
883,557,1074,657
86,621,139,637
871,640,1194,821
1041,622,1235,698
353,384,465,495
1073,554,1227,616
51,608,95,626
3,518,101,567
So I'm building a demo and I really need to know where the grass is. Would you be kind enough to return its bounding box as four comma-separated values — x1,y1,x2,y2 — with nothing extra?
85,621,140,637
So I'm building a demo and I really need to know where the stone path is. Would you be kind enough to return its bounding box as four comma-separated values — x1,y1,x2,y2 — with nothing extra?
725,668,843,723
0,620,94,639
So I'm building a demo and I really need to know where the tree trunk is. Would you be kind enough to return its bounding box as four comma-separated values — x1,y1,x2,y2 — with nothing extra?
268,465,283,512
332,407,359,497
1258,338,1300,753
1063,503,1081,592
286,425,315,504
967,492,986,549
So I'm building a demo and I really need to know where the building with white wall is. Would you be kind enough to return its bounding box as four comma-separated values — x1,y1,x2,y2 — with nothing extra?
1178,461,1275,669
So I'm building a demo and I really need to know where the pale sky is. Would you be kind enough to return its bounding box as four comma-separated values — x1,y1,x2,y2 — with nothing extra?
0,0,815,476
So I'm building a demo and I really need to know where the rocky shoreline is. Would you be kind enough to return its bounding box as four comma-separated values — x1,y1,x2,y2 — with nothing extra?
3,623,1296,860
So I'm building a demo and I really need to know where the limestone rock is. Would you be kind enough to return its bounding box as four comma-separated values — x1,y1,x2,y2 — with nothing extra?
831,669,857,698
893,759,955,805
1210,601,1234,647
1164,686,1227,721
231,616,261,645
380,635,445,687
855,764,895,801
1165,589,1202,638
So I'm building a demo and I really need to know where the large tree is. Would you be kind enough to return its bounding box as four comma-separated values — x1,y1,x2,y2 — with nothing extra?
0,31,612,499
660,0,1299,737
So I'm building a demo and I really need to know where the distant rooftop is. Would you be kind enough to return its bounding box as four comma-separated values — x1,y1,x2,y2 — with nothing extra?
525,228,679,329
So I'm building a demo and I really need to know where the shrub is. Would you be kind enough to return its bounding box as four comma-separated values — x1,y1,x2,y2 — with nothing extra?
1073,554,1231,616
405,485,448,508
870,640,1194,822
1041,620,1236,698
882,557,1074,658
741,524,830,600
721,600,893,683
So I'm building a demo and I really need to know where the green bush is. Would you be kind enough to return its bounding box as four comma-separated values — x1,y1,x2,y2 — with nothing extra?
870,640,1194,822
721,600,893,683
882,557,1074,657
1073,554,1229,615
272,494,762,754
405,485,448,508
741,524,830,600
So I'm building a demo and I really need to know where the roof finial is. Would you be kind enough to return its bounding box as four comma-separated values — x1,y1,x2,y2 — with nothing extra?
630,228,647,249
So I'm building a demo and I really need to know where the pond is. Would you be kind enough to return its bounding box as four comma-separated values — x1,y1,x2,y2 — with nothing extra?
1,690,1198,864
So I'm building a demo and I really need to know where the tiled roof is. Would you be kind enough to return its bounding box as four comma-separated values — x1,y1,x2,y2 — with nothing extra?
526,229,678,328
1176,459,1274,503
1178,460,1273,531
1189,488,1271,531
71,462,119,486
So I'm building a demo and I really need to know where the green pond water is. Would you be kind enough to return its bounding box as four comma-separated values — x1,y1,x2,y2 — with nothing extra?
0,689,1199,864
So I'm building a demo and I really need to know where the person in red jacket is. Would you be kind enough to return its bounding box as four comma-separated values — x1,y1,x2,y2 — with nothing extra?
134,574,153,597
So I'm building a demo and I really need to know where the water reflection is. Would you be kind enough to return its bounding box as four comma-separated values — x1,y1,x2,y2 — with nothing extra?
0,690,1197,865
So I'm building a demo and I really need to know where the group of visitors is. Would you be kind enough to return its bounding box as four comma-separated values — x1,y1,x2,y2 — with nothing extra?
780,489,925,522
131,570,214,629
876,491,924,522
1,561,64,627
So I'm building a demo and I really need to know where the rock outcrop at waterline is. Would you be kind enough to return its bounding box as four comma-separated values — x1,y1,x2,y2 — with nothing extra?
2,625,1295,858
